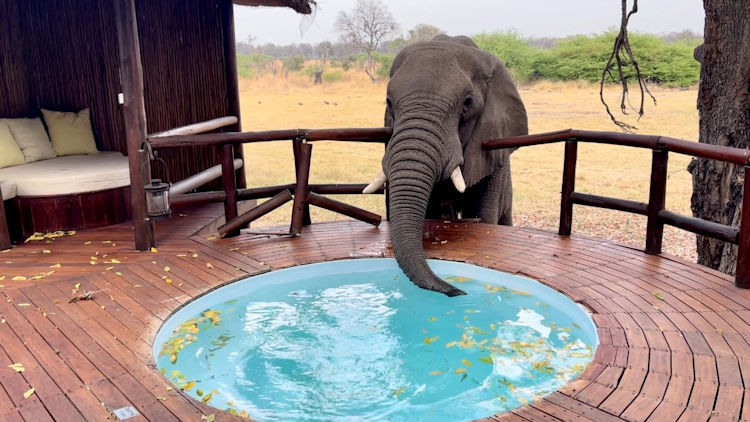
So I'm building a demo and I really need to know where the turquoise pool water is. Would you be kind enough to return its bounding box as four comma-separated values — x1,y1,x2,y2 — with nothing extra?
154,259,597,421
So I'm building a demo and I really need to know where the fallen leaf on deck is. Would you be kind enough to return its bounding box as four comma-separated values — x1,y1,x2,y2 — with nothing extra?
206,263,214,269
652,291,665,300
23,388,34,398
12,276,27,281
201,414,215,422
17,303,30,307
42,249,51,254
156,396,167,401
164,266,170,272
151,247,158,253
50,263,61,268
8,363,25,372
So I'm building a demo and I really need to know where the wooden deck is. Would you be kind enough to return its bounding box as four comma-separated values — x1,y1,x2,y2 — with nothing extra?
0,205,748,421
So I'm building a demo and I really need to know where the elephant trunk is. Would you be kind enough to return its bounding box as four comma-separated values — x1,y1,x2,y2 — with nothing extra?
386,111,466,297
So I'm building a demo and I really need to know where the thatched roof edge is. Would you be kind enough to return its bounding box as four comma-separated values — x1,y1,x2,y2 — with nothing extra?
233,0,315,14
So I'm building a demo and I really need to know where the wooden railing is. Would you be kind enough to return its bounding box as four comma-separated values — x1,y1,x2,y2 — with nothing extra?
148,127,392,237
483,129,750,288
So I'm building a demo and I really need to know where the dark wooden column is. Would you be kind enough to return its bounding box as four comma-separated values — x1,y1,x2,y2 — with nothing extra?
645,149,668,255
221,0,247,189
115,0,154,250
559,140,578,236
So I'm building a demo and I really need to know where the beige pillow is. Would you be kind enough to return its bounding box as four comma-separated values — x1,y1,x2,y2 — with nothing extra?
42,108,99,156
3,117,57,162
0,121,25,168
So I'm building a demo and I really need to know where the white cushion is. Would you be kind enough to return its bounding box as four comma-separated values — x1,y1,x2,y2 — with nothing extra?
0,152,130,196
2,118,57,163
0,180,16,200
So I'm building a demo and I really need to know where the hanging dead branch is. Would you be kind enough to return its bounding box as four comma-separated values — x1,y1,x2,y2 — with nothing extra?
600,0,656,132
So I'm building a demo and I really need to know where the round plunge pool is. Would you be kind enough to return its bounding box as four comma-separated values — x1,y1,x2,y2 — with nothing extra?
153,258,597,422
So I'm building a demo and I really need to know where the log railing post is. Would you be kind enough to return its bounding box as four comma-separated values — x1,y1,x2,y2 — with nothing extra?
115,0,154,250
290,141,313,236
559,140,578,236
736,166,750,288
646,149,668,255
221,144,239,237
292,137,312,226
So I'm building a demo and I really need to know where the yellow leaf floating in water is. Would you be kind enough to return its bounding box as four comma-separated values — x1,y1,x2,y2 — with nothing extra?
427,317,438,322
445,341,457,348
182,381,195,391
23,388,35,398
512,289,531,296
8,363,25,372
443,275,472,283
454,368,467,374
170,354,177,364
479,355,494,364
471,326,489,335
461,359,472,367
201,392,213,403
392,387,407,396
429,370,444,376
424,336,439,345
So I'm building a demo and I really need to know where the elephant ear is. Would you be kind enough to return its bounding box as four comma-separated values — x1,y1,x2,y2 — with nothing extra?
461,61,528,188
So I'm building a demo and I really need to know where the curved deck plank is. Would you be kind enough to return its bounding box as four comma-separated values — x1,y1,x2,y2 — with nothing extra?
0,209,746,422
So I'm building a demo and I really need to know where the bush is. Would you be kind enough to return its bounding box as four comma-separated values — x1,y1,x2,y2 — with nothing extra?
323,71,343,83
473,30,700,87
237,53,273,79
473,31,540,83
282,55,306,73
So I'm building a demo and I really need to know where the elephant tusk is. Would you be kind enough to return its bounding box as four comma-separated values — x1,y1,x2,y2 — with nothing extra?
363,170,387,194
451,167,466,193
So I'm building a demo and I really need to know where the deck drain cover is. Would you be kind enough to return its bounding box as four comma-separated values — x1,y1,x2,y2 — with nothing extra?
112,406,139,420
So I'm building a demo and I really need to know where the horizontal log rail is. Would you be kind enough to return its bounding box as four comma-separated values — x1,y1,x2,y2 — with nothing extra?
149,116,239,138
483,129,750,288
150,127,390,238
148,127,393,149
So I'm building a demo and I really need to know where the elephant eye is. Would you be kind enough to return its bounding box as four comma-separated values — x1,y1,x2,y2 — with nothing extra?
386,98,393,109
463,96,473,111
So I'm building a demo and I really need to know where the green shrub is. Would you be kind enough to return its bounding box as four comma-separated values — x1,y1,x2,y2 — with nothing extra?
282,55,306,73
473,31,540,83
237,53,272,79
323,71,343,83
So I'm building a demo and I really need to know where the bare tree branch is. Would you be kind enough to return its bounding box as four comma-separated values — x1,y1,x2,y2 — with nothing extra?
600,0,657,132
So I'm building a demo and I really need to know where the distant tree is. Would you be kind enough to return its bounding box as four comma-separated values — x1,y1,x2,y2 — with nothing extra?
236,35,257,55
388,23,445,54
335,0,399,82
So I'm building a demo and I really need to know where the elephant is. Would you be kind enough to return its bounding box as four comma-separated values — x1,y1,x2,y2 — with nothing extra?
364,35,528,297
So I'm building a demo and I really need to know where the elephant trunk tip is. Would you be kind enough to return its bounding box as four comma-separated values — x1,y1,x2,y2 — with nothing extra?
445,287,467,297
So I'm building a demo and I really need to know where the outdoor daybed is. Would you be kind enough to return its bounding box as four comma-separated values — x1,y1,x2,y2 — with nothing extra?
0,110,131,245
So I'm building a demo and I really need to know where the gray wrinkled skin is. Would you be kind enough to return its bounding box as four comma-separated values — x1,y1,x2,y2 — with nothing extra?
383,35,528,296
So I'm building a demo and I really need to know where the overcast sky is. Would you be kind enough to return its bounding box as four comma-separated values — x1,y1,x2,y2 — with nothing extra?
234,0,705,45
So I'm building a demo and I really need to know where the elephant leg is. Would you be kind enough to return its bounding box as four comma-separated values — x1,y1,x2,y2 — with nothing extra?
476,165,513,225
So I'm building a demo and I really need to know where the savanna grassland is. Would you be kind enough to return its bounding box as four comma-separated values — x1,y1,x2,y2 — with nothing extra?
240,71,699,261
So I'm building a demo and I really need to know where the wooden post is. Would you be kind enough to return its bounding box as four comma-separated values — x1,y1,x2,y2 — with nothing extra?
220,0,246,189
736,166,750,288
114,0,154,250
290,142,312,236
0,189,10,250
218,190,293,237
559,140,578,236
221,144,240,237
292,138,312,226
307,192,382,226
646,149,668,255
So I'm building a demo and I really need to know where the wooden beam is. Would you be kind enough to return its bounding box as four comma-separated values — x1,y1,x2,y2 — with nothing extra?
736,166,750,288
221,0,247,189
559,141,577,236
218,190,293,237
645,150,669,255
0,191,10,250
149,116,238,138
221,144,239,237
114,0,154,250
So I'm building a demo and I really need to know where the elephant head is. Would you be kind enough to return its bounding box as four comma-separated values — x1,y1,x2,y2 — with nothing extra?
364,35,528,296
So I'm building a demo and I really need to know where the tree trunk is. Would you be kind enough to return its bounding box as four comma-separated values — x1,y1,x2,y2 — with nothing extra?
690,2,750,274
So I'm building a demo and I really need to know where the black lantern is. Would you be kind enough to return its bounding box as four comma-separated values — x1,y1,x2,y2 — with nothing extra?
141,141,171,220
145,178,171,219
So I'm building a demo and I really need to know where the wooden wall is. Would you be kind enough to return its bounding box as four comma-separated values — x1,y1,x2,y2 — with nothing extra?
0,0,235,188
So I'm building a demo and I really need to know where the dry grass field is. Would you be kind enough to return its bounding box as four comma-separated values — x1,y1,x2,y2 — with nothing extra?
239,70,699,261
